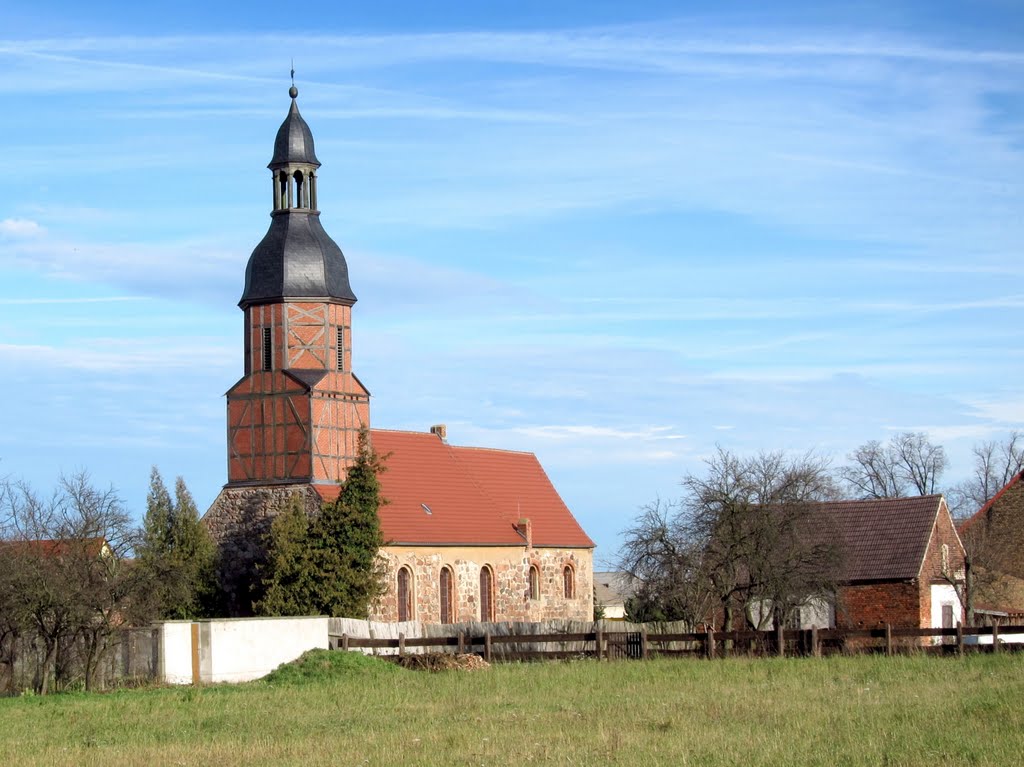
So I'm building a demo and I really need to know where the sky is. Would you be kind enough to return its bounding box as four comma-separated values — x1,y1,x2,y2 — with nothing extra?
0,1,1022,563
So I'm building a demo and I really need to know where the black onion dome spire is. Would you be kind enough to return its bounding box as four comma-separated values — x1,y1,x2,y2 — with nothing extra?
239,86,356,308
270,85,320,168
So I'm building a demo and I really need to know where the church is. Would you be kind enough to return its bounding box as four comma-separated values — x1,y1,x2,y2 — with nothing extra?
203,85,594,623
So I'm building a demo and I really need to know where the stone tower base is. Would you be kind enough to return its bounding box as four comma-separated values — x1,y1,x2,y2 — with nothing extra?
203,484,327,616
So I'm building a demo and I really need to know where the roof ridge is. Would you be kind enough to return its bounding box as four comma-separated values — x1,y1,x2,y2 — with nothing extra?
449,444,536,457
371,428,538,456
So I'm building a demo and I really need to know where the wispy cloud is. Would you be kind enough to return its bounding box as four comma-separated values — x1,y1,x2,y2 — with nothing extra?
0,218,45,238
0,339,234,373
0,296,149,305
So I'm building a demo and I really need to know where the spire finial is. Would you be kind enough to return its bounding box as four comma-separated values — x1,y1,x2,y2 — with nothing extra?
289,61,298,99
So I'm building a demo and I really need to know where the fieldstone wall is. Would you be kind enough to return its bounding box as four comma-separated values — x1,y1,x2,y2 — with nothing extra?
374,545,593,624
203,484,323,615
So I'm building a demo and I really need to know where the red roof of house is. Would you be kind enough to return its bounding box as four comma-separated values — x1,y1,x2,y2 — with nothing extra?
807,495,950,582
1,537,109,558
315,429,594,548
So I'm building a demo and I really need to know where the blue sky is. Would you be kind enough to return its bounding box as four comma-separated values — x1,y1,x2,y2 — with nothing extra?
1,1,1022,561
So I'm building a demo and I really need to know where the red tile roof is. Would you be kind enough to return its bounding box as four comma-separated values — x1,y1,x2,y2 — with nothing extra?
314,429,594,548
1,537,109,558
807,495,947,582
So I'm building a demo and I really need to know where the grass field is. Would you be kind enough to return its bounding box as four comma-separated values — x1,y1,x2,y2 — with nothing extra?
1,651,1022,766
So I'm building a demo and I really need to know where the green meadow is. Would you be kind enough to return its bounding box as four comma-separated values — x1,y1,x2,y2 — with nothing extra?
2,651,1022,766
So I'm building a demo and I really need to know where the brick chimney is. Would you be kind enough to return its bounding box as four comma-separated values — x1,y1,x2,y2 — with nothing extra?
430,424,447,442
515,518,533,549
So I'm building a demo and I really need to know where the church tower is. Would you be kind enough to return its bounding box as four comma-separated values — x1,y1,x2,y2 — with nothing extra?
228,84,369,488
205,85,370,612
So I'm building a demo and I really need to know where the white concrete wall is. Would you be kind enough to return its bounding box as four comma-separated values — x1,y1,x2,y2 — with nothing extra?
159,621,196,685
156,616,329,684
929,583,963,628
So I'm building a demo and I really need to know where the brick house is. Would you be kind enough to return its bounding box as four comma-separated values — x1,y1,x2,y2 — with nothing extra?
203,85,594,622
958,471,1024,614
803,495,966,630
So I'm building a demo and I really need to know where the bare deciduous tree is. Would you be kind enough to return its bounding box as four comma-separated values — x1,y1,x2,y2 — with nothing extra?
840,431,947,498
0,472,140,693
619,448,843,631
947,431,1024,518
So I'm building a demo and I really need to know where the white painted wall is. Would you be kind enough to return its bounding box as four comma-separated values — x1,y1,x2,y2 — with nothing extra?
156,616,329,684
160,621,196,685
929,583,964,645
929,584,963,628
964,631,1024,645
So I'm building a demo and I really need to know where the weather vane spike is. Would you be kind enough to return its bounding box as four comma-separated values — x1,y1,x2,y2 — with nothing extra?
290,60,295,87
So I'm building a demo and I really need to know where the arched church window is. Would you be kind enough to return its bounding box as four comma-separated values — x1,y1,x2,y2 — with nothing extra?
480,565,495,622
439,566,454,624
397,566,413,622
529,565,540,600
563,565,575,600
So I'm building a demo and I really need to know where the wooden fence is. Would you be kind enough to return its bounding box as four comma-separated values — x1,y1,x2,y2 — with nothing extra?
2,627,160,695
329,623,1024,663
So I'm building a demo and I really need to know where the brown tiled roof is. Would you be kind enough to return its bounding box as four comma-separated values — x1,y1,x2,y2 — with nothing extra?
315,429,593,548
808,495,945,582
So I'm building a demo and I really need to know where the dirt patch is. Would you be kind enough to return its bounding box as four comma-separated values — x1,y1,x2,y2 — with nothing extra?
395,653,491,672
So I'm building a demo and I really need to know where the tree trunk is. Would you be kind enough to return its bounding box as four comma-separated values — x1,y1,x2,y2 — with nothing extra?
964,558,975,627
38,638,57,695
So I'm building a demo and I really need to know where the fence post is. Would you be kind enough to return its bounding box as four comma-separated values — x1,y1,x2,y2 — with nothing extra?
190,622,201,687
398,633,406,658
956,624,964,656
122,629,132,679
595,627,603,661
811,626,820,658
458,631,465,654
992,623,1000,654
776,623,785,658
484,631,492,663
885,623,893,657
342,633,350,652
151,627,161,683
640,627,648,660
705,627,715,659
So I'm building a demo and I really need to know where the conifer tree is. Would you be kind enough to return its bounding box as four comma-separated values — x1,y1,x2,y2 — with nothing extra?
255,429,386,617
254,496,317,616
136,468,218,619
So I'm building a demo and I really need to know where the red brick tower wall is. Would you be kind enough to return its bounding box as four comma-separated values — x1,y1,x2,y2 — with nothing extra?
226,300,368,486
